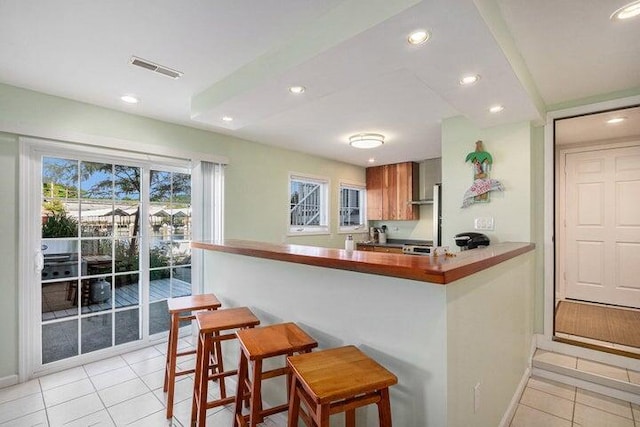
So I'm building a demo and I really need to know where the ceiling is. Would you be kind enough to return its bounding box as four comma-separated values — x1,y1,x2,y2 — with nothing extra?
0,0,639,166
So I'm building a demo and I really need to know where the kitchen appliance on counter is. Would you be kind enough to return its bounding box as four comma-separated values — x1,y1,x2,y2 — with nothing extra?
454,232,490,250
402,245,448,256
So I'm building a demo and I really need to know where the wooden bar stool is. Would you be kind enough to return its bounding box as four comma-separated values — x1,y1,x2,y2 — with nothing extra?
233,322,318,427
163,294,222,419
191,307,261,427
287,345,398,427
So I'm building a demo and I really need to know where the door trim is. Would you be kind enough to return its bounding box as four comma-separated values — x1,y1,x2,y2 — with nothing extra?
543,94,640,341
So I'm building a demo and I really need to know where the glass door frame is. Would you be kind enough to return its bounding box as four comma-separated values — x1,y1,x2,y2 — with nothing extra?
19,137,201,379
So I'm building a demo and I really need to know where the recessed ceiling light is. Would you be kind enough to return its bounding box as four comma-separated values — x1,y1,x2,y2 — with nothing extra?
606,117,627,124
368,158,376,164
120,95,139,104
289,86,306,94
459,75,480,86
407,30,430,45
222,116,234,122
611,0,640,20
349,133,385,149
489,105,504,113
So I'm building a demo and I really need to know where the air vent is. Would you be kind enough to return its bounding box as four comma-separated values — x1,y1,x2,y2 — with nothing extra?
129,56,183,79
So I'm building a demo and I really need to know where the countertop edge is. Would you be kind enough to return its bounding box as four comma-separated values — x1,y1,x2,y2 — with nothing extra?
192,240,535,284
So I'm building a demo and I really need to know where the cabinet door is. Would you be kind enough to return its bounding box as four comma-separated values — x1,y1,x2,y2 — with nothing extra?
396,162,419,220
366,166,383,220
384,164,398,219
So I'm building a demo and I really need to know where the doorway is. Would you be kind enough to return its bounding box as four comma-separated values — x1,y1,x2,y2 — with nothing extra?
554,105,640,355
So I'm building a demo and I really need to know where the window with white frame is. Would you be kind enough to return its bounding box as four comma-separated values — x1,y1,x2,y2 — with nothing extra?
289,173,329,233
339,182,366,232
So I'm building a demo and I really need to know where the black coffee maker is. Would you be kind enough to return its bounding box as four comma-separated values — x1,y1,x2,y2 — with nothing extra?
454,232,490,250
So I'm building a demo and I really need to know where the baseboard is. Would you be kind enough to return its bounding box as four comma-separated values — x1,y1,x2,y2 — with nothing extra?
498,367,530,427
0,374,18,389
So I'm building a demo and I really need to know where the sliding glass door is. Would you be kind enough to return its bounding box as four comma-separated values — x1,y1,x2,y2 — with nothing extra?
39,153,192,365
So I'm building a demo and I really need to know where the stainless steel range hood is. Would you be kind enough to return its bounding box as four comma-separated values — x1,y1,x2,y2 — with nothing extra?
410,158,441,205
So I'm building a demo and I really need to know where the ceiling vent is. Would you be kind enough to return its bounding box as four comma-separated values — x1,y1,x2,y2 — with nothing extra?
129,56,183,79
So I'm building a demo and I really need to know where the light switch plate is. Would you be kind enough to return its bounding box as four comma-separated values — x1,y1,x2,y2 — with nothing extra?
474,217,494,231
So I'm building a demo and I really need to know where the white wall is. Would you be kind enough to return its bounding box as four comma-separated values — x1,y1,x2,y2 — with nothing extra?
204,251,449,427
441,116,533,246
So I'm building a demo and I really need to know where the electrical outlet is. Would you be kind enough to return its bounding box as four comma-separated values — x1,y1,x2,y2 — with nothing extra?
474,382,481,413
474,217,494,231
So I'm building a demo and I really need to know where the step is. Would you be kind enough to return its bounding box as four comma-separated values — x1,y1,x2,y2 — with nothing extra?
532,349,640,405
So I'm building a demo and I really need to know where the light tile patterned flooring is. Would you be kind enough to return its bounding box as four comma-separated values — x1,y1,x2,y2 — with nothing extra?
0,337,282,426
511,376,640,426
3,342,640,426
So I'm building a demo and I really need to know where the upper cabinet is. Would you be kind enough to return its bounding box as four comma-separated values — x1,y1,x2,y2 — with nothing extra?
366,162,419,220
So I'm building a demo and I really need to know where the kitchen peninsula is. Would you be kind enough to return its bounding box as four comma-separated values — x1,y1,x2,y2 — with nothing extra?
193,239,535,426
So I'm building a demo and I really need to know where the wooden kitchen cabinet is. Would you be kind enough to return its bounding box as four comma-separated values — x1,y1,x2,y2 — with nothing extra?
366,162,419,220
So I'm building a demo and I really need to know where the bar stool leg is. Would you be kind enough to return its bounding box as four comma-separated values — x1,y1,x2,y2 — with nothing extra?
248,359,264,427
212,330,227,399
287,376,301,427
164,312,180,418
377,388,393,426
233,350,249,427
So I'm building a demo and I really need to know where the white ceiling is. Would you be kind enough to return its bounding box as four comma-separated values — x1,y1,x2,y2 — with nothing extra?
0,0,639,166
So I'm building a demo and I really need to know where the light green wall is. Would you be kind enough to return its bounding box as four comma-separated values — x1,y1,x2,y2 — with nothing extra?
0,133,18,379
441,116,533,245
0,83,365,380
530,124,545,333
446,252,534,426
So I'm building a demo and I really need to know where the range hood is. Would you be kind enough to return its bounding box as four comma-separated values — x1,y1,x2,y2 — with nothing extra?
410,158,441,205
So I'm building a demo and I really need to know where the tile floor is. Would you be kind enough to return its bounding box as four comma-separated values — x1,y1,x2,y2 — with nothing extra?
3,343,640,426
510,376,640,426
0,337,282,426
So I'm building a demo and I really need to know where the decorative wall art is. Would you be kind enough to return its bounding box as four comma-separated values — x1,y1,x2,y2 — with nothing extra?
461,140,504,208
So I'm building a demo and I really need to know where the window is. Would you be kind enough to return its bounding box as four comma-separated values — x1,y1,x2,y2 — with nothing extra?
289,174,329,234
339,183,366,232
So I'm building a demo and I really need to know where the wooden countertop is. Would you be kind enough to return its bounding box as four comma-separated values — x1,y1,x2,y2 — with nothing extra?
192,240,534,285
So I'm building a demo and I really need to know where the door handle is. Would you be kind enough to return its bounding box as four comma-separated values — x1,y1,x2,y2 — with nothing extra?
35,250,44,272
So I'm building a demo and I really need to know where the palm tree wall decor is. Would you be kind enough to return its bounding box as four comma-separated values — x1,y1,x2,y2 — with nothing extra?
462,140,504,208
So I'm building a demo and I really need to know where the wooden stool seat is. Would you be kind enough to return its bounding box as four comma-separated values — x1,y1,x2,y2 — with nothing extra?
233,322,318,427
163,294,221,419
191,307,261,427
287,345,397,427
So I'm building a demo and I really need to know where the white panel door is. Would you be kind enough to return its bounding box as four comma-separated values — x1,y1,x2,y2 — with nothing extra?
565,145,640,307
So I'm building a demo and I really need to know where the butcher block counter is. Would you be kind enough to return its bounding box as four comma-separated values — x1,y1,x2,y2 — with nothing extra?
191,239,534,284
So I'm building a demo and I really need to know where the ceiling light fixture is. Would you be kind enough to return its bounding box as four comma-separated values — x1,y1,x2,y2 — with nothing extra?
368,158,376,164
459,74,480,86
222,116,234,122
120,95,139,104
407,30,430,45
349,133,385,149
489,105,504,113
606,117,627,124
289,85,306,94
611,0,640,20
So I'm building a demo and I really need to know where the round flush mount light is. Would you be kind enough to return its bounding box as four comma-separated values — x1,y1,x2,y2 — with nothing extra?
611,0,640,20
349,133,385,149
489,105,504,113
606,117,627,124
288,85,306,94
407,30,430,45
222,116,234,122
120,95,139,104
459,74,480,86
368,158,376,164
